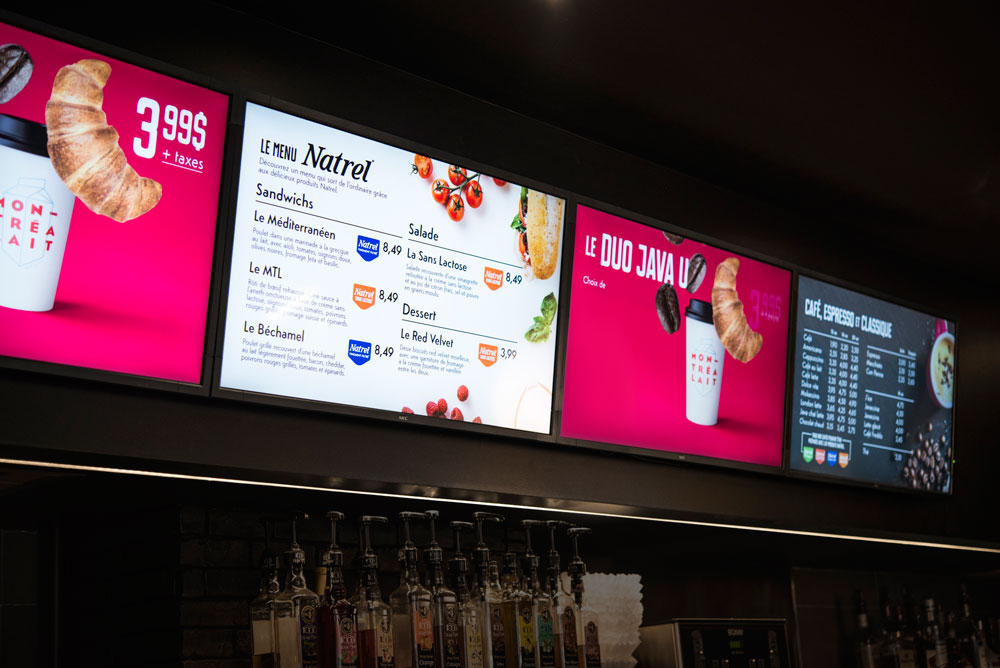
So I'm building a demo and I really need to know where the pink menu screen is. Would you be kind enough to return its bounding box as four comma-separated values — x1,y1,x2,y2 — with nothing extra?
0,22,228,383
561,205,791,467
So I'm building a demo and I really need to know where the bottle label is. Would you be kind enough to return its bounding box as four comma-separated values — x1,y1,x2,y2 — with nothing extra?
583,621,600,668
251,615,274,655
899,648,917,668
466,613,484,668
443,602,462,668
537,603,556,668
415,601,435,668
300,604,319,668
490,603,506,668
337,613,360,668
377,617,394,668
561,608,579,668
519,601,537,668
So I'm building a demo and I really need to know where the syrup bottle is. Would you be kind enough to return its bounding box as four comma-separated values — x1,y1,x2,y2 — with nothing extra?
352,516,394,668
319,512,359,668
390,512,435,668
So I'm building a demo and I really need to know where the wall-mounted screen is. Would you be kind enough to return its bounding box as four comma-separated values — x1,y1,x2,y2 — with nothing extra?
788,275,956,492
0,21,229,384
217,102,566,434
560,205,791,467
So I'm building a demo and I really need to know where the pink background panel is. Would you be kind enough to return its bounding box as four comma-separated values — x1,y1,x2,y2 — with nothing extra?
561,205,791,467
0,22,228,383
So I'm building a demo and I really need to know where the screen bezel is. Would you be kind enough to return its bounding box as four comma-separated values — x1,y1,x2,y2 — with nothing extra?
782,269,960,496
210,94,574,441
551,196,796,476
0,10,234,396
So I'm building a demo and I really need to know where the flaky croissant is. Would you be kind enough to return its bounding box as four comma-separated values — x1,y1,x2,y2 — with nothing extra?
45,59,161,222
711,257,762,363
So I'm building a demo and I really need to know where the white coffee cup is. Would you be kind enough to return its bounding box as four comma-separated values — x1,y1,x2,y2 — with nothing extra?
0,115,76,312
685,298,725,426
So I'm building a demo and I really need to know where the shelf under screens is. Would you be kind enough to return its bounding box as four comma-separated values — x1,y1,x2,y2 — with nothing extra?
215,100,568,437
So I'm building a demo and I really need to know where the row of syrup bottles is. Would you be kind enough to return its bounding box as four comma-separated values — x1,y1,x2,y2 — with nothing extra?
250,512,603,668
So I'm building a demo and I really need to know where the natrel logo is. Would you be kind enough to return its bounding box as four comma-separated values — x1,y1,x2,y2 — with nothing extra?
483,266,503,291
347,339,372,366
352,283,376,310
356,235,380,262
478,343,498,367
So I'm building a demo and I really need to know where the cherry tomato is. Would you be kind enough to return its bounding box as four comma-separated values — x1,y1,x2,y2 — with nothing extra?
447,194,465,221
431,179,449,204
464,180,483,208
492,177,507,186
448,165,467,186
413,155,433,178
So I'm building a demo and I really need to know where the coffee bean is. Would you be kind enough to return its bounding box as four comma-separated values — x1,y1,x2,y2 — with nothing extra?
663,230,684,245
655,282,681,334
686,253,707,293
0,44,33,104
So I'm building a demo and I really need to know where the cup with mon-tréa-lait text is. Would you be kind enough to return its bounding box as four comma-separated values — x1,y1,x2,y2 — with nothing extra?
685,298,725,426
0,114,76,312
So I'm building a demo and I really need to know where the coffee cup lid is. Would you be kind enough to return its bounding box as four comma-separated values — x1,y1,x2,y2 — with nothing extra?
0,113,49,158
685,298,714,324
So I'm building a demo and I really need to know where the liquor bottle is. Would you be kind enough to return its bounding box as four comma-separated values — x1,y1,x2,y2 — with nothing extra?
319,512,360,668
501,529,536,668
450,521,484,668
958,585,989,668
879,587,903,668
923,598,948,668
545,521,579,668
251,520,281,668
470,512,505,668
565,528,600,668
425,511,462,668
522,520,555,668
390,512,435,668
853,590,878,668
274,513,321,668
895,588,918,668
353,516,394,668
944,609,966,668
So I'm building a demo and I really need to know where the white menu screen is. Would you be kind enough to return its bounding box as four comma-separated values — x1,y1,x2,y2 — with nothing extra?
218,103,566,433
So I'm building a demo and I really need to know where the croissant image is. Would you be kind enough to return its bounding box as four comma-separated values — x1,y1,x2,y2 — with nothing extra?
711,257,763,363
45,59,161,222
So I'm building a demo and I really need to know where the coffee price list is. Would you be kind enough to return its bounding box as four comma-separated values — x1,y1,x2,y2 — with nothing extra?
218,103,565,434
789,276,955,492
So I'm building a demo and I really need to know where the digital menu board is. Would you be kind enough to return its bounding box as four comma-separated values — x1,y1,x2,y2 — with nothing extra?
0,21,228,384
788,276,956,492
218,102,566,433
560,205,791,467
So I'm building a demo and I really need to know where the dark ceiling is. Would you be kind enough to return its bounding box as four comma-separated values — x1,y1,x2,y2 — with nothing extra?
226,1,999,249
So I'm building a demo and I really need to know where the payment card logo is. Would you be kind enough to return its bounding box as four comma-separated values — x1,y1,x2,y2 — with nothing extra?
356,235,380,262
347,339,372,366
478,343,498,367
483,267,503,291
352,284,376,309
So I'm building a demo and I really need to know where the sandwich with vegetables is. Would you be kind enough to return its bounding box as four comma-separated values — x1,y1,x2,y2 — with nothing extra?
511,187,563,280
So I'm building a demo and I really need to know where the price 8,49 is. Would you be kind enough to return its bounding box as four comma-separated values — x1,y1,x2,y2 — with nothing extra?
133,97,208,159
